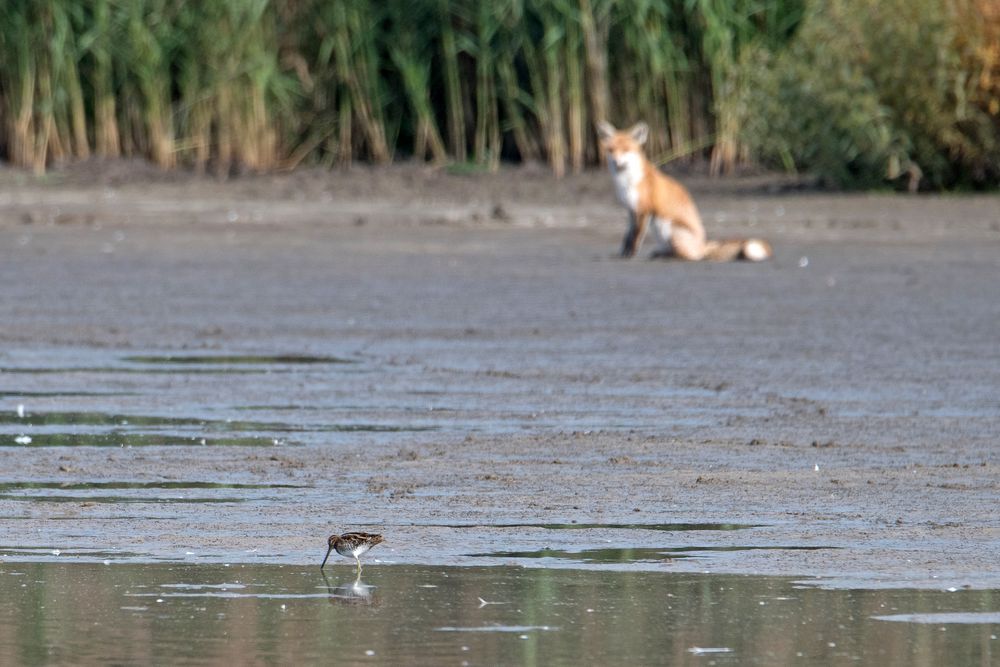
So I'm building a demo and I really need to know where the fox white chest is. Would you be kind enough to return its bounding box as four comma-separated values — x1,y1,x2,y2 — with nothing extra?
608,153,645,212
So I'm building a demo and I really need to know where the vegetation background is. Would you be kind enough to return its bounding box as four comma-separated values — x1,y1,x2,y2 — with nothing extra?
0,0,997,189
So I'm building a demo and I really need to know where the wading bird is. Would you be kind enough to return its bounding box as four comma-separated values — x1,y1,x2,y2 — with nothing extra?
321,531,384,573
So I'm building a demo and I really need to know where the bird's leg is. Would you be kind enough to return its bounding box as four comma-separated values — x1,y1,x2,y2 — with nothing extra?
355,556,362,575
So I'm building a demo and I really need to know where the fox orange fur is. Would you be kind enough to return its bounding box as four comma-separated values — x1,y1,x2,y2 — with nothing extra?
596,120,771,262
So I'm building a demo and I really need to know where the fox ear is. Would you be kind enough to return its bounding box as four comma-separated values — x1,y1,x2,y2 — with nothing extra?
629,122,649,146
595,120,616,141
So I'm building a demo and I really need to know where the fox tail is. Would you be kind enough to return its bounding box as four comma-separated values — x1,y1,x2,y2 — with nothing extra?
703,238,772,262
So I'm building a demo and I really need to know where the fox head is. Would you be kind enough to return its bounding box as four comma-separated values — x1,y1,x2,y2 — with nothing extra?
596,121,649,173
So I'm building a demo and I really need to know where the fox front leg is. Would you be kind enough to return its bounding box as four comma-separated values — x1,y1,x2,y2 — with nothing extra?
620,211,650,258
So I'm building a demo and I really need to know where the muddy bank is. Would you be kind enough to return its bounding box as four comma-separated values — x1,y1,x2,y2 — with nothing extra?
0,165,998,589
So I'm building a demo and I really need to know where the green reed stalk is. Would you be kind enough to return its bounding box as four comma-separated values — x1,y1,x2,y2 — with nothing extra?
563,9,585,173
123,0,174,168
473,3,501,169
534,3,567,177
496,39,540,162
89,0,120,158
437,0,468,162
397,56,447,163
329,1,390,163
578,0,610,160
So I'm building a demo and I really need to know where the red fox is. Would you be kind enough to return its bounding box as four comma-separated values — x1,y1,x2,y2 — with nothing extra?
596,121,772,262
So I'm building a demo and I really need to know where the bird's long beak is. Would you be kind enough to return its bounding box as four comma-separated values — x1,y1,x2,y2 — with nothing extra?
320,544,333,570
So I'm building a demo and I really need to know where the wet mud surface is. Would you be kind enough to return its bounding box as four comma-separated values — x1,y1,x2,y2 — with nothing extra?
0,164,998,589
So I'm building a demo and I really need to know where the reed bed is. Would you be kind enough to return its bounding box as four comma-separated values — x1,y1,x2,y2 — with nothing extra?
0,0,994,188
736,0,1000,189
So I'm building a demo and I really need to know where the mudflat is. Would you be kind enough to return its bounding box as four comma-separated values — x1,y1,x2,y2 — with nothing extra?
0,163,998,589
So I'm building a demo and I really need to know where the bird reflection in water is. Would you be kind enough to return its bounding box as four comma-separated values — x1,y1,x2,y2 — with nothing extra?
321,570,380,607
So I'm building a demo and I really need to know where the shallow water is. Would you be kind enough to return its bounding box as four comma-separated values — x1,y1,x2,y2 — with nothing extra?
0,348,722,438
0,433,280,447
0,563,994,666
472,544,835,563
428,522,762,532
1,409,436,437
0,481,306,506
121,354,354,365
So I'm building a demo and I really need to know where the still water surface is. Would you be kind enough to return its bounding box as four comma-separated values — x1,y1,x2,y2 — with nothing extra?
0,563,995,665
